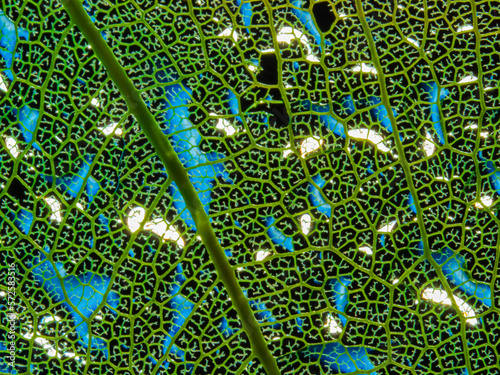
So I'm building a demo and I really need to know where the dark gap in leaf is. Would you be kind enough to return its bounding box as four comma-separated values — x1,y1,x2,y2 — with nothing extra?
256,53,278,85
312,1,335,33
8,177,29,204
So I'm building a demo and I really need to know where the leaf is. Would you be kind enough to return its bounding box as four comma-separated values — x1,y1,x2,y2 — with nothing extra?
1,0,499,375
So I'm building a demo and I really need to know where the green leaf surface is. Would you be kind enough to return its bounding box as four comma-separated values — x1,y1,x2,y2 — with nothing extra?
1,0,499,374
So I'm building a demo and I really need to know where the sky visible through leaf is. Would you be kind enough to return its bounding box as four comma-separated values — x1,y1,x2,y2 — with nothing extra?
1,0,500,374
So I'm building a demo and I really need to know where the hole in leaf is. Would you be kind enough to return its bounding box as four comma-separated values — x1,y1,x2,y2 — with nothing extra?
8,177,29,203
257,53,278,85
312,1,335,33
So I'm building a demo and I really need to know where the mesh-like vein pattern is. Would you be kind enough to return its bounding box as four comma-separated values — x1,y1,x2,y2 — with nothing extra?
1,0,500,374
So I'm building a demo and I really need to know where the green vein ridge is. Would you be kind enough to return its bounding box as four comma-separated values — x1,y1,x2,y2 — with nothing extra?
60,1,280,374
354,1,473,372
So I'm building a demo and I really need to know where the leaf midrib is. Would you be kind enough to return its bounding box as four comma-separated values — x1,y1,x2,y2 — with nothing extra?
60,1,280,374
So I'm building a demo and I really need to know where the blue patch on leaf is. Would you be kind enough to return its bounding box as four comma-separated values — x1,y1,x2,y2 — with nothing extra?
289,0,327,49
235,0,252,31
30,255,118,355
308,174,331,217
432,248,491,308
44,155,100,202
478,151,500,195
368,96,395,133
15,106,41,151
8,209,33,235
264,216,294,252
421,82,448,145
327,276,351,326
158,264,194,371
0,11,29,80
157,73,229,231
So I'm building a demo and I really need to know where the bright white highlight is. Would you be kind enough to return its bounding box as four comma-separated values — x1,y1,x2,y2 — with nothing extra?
456,24,474,33
392,278,399,284
35,337,59,358
352,63,378,75
358,246,373,255
213,116,238,136
377,220,397,233
218,27,238,42
33,339,80,360
300,214,311,235
476,195,494,209
255,250,271,261
407,38,420,48
325,314,343,334
144,218,185,247
277,27,319,62
480,196,493,207
423,133,436,157
348,129,390,152
45,197,63,222
21,315,84,361
0,73,8,92
283,143,293,158
98,122,122,136
127,206,184,247
300,137,323,156
5,136,20,158
422,288,478,325
458,75,477,84
127,206,146,233
41,316,61,325
464,123,478,130
90,98,100,107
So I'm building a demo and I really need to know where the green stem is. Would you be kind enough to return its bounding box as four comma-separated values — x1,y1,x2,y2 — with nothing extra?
60,1,279,374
